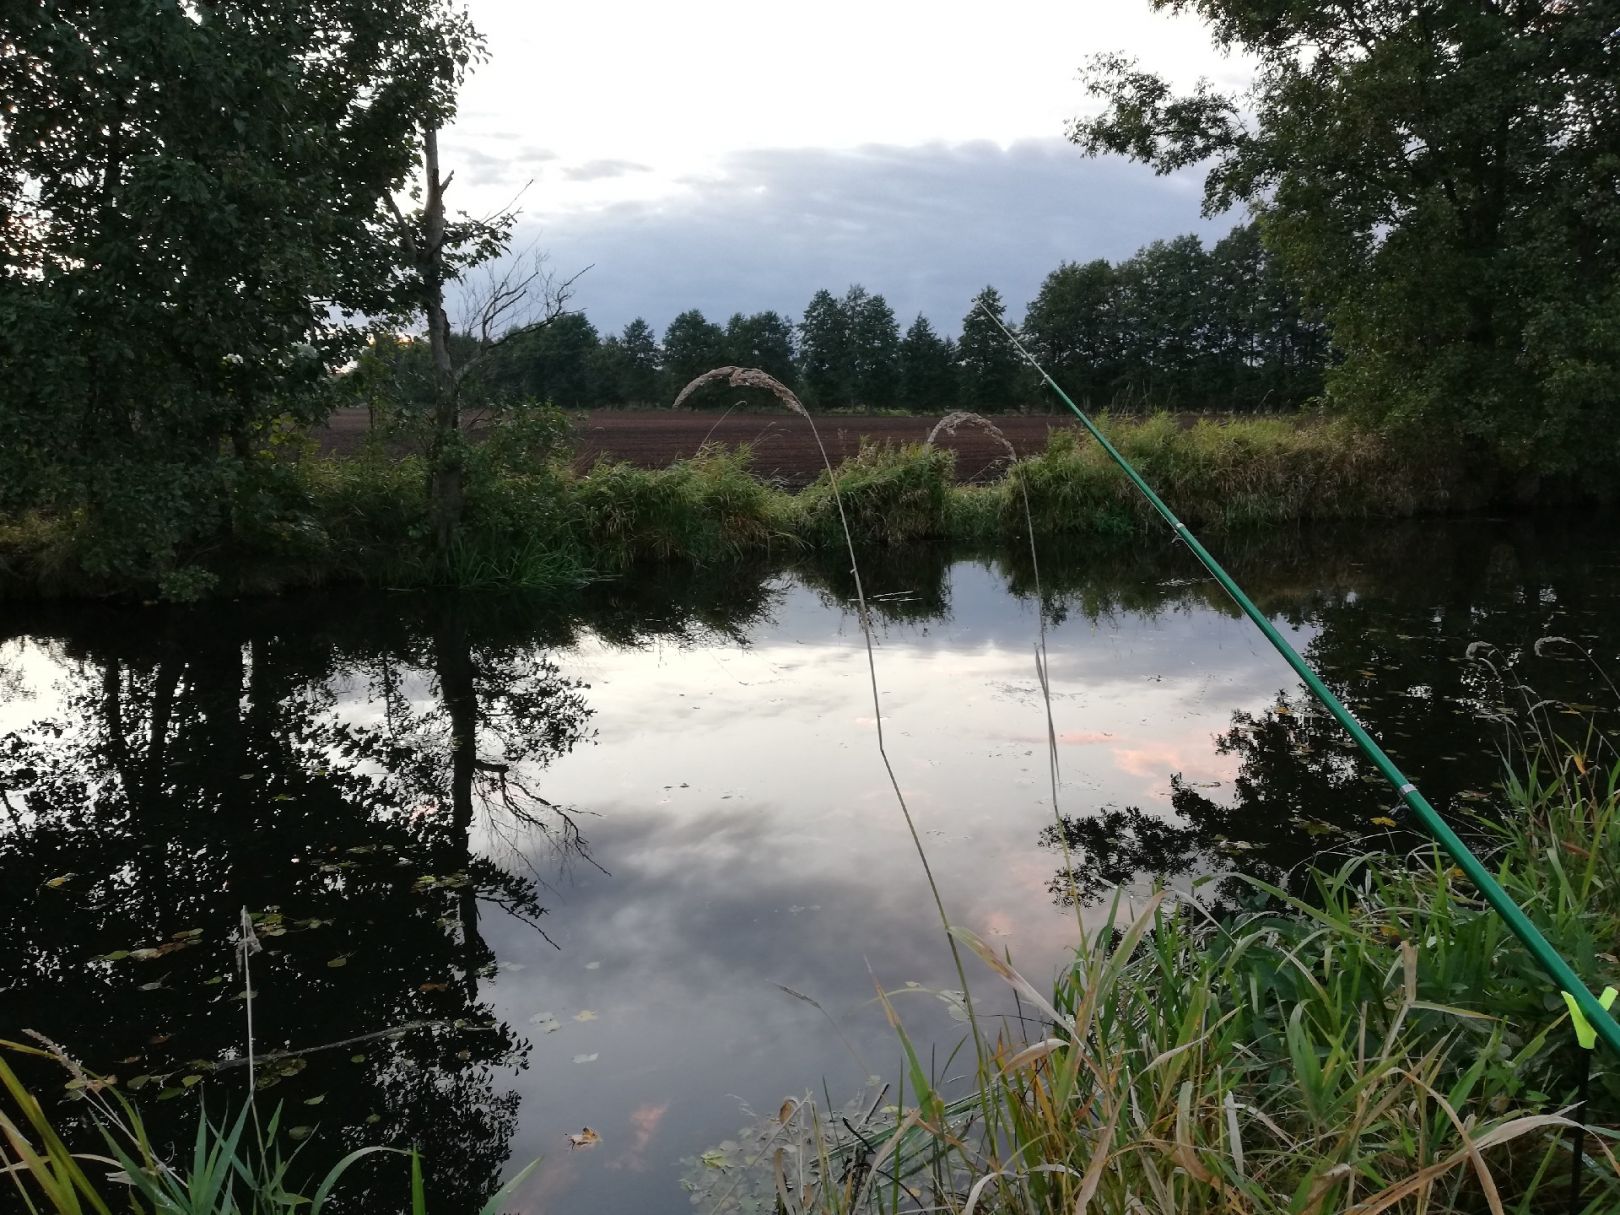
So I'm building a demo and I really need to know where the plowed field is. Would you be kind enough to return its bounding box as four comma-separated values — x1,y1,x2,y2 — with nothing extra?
316,408,1093,487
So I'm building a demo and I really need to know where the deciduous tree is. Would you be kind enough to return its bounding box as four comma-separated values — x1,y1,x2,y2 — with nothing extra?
1073,0,1620,474
0,0,485,579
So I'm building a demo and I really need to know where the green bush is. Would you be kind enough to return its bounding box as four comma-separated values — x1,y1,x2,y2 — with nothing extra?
569,446,788,569
1001,414,1473,541
796,441,953,548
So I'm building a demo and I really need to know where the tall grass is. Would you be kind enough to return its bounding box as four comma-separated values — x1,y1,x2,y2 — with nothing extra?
999,416,1473,540
2,410,1497,601
692,729,1620,1214
0,1038,537,1215
570,445,790,569
797,442,955,549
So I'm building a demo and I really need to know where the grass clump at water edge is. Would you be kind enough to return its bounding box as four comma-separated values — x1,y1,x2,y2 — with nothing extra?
0,405,1500,601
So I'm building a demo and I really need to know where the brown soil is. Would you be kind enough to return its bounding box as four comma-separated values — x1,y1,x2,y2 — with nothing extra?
315,407,1099,487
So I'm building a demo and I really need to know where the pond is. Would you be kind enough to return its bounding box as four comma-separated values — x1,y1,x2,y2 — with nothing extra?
3,513,1617,1212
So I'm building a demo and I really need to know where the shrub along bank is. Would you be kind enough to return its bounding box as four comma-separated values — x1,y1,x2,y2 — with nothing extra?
0,413,1518,601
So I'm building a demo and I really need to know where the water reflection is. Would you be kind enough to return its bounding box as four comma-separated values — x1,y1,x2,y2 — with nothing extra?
3,514,1618,1210
0,596,606,1211
1040,515,1620,907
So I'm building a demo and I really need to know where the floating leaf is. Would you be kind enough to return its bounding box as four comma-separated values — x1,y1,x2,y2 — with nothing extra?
419,981,449,992
93,950,131,963
365,1113,382,1125
566,1127,600,1149
45,874,77,889
573,1010,597,1023
350,1054,366,1064
180,1075,203,1088
303,1095,325,1106
156,1087,184,1101
326,956,349,969
126,1075,153,1091
288,1126,313,1141
572,1053,598,1064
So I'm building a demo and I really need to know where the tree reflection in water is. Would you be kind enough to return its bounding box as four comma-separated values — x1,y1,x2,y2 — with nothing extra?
0,594,599,1211
1039,515,1620,909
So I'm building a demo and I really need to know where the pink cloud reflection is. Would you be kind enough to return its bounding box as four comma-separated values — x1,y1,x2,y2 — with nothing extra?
610,1101,670,1173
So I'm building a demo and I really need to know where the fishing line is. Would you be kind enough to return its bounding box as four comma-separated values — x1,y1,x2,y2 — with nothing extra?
979,302,1620,1056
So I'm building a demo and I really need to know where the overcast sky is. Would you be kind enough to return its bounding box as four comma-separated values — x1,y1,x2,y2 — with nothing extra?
440,0,1254,336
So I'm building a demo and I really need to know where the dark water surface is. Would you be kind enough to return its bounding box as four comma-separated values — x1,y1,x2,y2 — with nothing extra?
3,515,1618,1212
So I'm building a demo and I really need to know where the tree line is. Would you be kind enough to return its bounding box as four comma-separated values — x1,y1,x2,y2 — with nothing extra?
369,220,1328,414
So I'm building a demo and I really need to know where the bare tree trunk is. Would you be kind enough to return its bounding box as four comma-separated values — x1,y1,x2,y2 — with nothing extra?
422,126,463,561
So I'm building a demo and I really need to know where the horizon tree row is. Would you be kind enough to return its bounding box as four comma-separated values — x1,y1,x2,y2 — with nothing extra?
412,220,1329,414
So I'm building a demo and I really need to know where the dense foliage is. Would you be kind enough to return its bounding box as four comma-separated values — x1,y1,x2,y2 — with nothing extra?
0,0,482,582
1072,0,1620,475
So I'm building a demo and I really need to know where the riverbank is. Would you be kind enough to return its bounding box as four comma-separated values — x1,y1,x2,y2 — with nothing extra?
0,412,1521,601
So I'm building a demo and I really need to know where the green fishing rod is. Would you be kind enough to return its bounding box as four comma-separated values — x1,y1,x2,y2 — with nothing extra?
980,303,1620,1056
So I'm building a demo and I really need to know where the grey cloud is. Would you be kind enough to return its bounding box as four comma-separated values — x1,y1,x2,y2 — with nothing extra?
562,158,653,182
438,141,556,187
495,137,1238,336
